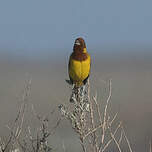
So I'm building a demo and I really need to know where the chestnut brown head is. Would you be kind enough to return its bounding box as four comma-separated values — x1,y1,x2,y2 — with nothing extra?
73,37,86,53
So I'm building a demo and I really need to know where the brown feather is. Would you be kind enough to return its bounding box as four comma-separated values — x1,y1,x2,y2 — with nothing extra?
71,52,88,61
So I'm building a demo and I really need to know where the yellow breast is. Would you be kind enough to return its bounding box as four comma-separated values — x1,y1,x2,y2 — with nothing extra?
69,53,91,84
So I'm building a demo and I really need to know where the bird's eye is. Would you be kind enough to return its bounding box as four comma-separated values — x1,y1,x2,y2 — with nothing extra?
75,40,81,45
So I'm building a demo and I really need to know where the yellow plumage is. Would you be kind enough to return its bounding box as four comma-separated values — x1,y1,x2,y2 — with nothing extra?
69,51,91,87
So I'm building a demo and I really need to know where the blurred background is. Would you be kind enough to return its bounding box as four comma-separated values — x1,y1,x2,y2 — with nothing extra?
0,0,152,151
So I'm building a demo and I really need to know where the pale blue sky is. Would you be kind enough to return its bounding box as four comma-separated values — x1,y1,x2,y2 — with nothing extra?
0,0,152,53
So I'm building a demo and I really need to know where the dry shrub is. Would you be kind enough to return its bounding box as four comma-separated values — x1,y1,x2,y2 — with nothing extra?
59,79,133,152
0,79,60,152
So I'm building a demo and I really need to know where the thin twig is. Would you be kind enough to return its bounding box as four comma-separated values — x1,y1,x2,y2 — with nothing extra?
118,129,123,145
101,122,121,152
102,79,112,144
93,93,102,126
80,138,87,152
150,139,152,152
84,124,103,139
109,128,122,152
1,132,13,152
122,126,133,152
88,80,99,152
109,113,118,127
62,141,66,152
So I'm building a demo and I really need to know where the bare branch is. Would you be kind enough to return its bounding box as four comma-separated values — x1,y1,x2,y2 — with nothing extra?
109,128,122,152
93,94,102,126
118,129,123,145
122,126,133,152
109,113,118,127
102,79,112,144
88,82,99,151
101,122,121,152
84,124,103,139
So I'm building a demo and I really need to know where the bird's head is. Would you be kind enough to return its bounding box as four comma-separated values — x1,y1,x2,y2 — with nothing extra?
73,37,87,53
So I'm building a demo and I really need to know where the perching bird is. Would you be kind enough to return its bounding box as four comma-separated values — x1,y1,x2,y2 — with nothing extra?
68,37,91,87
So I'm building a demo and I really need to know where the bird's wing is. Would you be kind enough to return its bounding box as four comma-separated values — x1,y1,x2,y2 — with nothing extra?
83,53,91,85
68,54,73,84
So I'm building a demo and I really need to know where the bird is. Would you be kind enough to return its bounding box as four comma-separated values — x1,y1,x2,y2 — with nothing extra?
68,37,91,87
